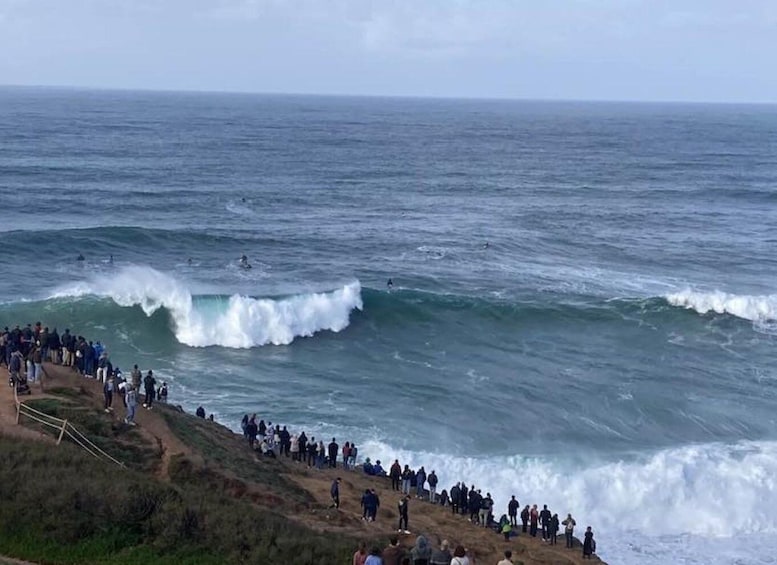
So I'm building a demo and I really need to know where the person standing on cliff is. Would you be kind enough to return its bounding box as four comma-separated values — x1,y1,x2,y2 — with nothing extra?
401,465,412,495
131,364,141,390
582,526,595,559
328,437,339,468
520,504,530,532
449,482,460,514
390,460,402,491
549,513,560,545
427,470,438,503
507,495,519,526
143,370,156,409
415,466,426,499
529,504,539,537
397,495,410,533
562,513,577,548
124,386,137,426
539,504,551,540
329,477,341,509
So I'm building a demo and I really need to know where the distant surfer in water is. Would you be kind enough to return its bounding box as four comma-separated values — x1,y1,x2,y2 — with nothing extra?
240,255,252,269
109,254,114,264
483,242,489,249
187,258,193,265
387,278,394,290
77,253,85,262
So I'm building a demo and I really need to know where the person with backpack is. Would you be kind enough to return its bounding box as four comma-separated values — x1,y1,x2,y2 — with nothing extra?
562,513,577,548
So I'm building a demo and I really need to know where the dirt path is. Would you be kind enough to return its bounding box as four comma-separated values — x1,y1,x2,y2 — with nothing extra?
0,363,191,479
0,367,55,443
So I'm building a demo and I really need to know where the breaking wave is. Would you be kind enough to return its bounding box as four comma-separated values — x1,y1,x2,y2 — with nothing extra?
666,289,777,322
49,265,362,348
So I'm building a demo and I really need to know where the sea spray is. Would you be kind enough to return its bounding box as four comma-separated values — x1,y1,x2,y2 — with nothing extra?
50,265,363,348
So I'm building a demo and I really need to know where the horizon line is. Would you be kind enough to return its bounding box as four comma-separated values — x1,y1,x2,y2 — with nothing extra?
1,82,776,107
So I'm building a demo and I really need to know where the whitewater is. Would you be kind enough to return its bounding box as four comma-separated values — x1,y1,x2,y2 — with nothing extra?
2,89,777,565
49,266,363,348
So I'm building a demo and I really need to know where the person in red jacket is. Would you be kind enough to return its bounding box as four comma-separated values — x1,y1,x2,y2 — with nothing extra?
529,504,539,537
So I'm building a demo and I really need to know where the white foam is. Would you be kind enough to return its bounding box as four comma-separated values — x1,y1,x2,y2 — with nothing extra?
50,265,362,348
357,438,777,565
666,289,777,322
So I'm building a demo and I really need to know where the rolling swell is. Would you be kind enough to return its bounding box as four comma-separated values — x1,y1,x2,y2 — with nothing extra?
0,225,280,253
360,287,760,329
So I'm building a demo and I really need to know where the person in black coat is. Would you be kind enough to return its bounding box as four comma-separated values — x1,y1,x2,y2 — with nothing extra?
582,526,595,559
520,505,530,533
397,496,410,533
539,504,551,540
328,438,339,468
508,495,519,527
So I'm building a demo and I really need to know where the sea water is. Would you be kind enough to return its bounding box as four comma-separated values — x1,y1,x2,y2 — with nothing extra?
1,87,777,564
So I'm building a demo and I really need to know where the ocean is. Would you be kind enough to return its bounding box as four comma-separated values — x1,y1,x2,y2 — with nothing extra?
1,86,776,564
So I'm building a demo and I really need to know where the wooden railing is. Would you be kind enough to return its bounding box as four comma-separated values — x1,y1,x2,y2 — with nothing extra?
13,381,124,467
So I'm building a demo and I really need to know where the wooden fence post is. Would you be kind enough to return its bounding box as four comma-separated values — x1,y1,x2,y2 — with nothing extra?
57,420,68,445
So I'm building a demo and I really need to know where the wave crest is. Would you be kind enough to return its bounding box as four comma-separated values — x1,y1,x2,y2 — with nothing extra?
51,266,362,348
665,289,777,322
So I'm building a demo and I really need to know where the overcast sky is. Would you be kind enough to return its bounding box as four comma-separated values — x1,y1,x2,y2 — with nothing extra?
0,0,775,103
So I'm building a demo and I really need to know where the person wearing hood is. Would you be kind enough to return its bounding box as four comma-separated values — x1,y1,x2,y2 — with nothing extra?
410,535,431,565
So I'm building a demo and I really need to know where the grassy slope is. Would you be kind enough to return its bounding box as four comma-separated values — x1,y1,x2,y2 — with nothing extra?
0,391,364,565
